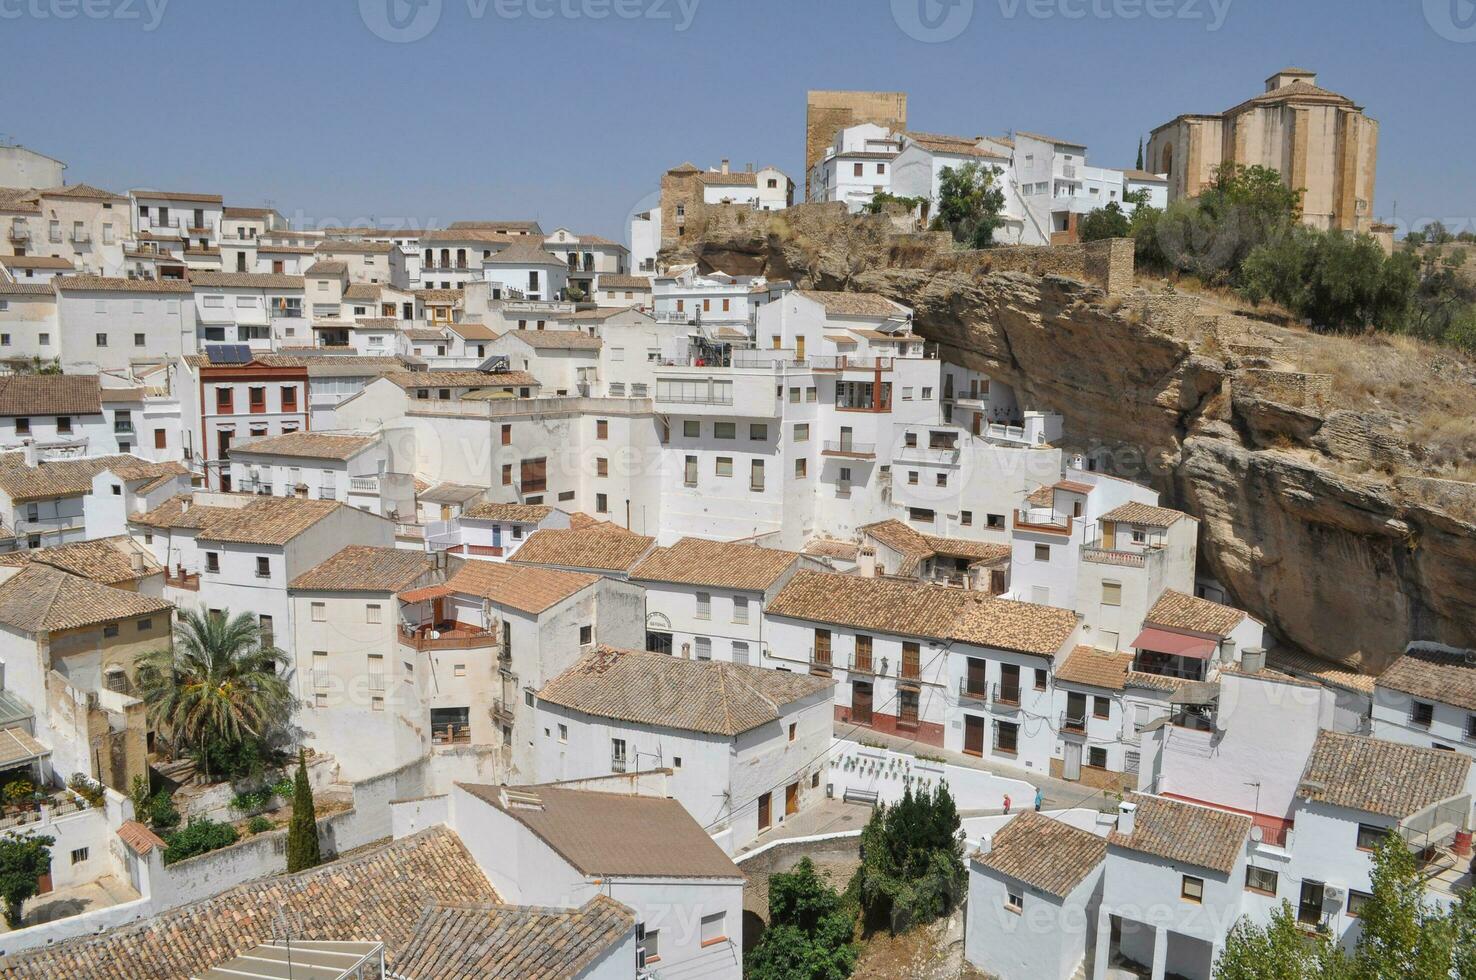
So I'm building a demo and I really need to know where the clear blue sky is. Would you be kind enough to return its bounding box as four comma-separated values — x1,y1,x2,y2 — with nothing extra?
4,0,1470,241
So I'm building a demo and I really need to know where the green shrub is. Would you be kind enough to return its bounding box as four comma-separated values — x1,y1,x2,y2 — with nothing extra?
67,773,105,808
162,818,239,865
2,781,34,808
246,816,273,835
230,789,270,815
148,791,181,831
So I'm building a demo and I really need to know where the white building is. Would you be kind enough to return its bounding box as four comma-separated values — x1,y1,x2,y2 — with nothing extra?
891,132,1028,244
967,811,1107,980
226,429,415,519
627,536,811,663
535,646,835,852
189,271,304,349
1093,794,1254,980
1373,645,1476,759
0,451,188,549
131,491,395,655
425,501,570,561
436,779,745,980
53,276,195,374
806,123,904,212
765,570,1081,774
482,329,601,396
286,544,440,781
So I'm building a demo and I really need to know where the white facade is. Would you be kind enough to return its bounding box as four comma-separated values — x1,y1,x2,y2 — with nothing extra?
54,280,195,374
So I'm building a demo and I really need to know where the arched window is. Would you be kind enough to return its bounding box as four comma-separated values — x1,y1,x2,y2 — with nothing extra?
1161,143,1174,178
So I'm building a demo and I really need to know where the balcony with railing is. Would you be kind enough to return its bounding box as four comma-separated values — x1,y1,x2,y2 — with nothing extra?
491,699,516,725
822,440,876,459
1013,508,1072,536
611,752,628,773
1081,527,1166,568
958,678,989,703
8,227,30,243
809,355,894,373
808,648,833,677
70,229,92,244
165,565,201,591
993,682,1022,708
398,622,499,652
431,723,472,746
1060,709,1088,734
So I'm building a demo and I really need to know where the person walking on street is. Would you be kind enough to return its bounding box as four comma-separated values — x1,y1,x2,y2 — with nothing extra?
1034,788,1043,811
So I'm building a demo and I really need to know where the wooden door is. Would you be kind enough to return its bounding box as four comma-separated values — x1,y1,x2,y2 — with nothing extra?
758,792,772,831
852,682,873,725
1102,521,1116,550
972,412,981,436
795,335,806,361
964,715,985,756
35,869,51,895
785,782,799,816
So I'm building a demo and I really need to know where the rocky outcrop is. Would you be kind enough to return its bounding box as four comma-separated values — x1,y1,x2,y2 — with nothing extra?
680,207,1476,669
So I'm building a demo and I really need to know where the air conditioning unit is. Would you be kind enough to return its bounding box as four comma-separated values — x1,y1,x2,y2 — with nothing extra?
1323,885,1346,906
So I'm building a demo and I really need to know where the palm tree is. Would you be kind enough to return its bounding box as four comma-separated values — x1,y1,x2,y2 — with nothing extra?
136,609,295,779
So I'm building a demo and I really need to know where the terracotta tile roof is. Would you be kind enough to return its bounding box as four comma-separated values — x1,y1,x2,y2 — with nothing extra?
539,646,833,736
1145,589,1246,637
421,229,519,244
462,502,553,523
973,812,1106,898
304,259,347,276
418,483,486,505
133,189,222,204
380,369,520,389
768,571,1078,657
483,239,566,267
1298,731,1472,819
501,329,602,350
131,494,354,546
595,274,653,289
115,820,166,855
563,307,633,322
221,206,276,219
1119,169,1168,182
1377,648,1476,711
510,527,655,573
450,221,544,232
1015,131,1088,149
444,560,597,615
1124,670,1189,694
54,275,191,293
0,282,53,296
956,593,1080,657
39,183,127,202
0,535,161,585
290,545,435,593
461,783,743,880
1099,501,1190,528
861,520,1010,572
805,539,860,561
0,827,495,980
444,320,499,340
0,563,171,634
316,240,394,255
229,430,378,461
629,537,802,592
403,328,447,342
906,132,1002,158
1054,647,1136,691
0,374,100,416
0,453,184,503
1107,794,1251,875
188,271,303,290
413,288,462,303
392,897,634,980
0,255,75,270
1267,648,1375,695
793,289,909,318
342,283,381,301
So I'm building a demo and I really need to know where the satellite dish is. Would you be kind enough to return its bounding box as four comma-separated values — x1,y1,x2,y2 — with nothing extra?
1250,826,1264,843
429,630,441,640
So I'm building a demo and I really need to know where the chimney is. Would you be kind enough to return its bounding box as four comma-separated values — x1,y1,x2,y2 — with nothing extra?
746,162,754,173
129,551,145,574
1241,647,1266,674
978,834,992,856
857,546,877,578
720,159,730,175
179,498,190,514
1220,637,1238,664
1117,801,1137,835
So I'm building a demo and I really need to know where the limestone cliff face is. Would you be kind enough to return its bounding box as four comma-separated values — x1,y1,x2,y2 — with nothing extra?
676,206,1476,669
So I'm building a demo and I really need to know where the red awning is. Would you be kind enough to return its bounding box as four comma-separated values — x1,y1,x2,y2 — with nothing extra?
1132,627,1217,660
399,584,453,603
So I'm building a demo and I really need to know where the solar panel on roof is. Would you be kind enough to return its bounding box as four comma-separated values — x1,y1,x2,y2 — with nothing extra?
205,344,251,365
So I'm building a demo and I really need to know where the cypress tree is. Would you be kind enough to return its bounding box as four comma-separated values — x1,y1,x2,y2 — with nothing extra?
1136,136,1144,171
285,749,320,873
